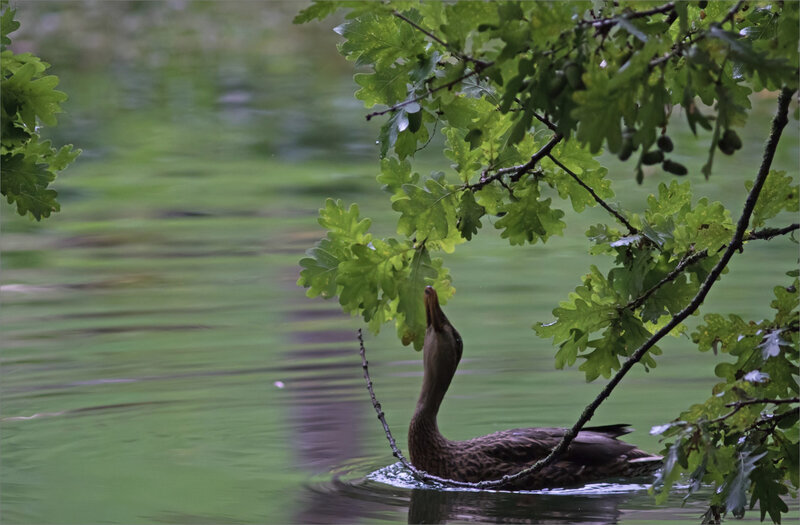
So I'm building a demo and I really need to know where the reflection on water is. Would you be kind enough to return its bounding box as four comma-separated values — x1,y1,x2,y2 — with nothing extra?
2,2,798,524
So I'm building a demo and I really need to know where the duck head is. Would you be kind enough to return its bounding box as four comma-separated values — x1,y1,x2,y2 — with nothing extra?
422,286,463,398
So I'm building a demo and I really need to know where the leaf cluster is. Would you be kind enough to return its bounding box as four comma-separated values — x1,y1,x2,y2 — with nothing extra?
652,272,799,523
298,197,453,349
1,2,80,220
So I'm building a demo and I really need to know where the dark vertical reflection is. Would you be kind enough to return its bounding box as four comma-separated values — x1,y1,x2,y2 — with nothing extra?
284,293,367,522
407,488,626,524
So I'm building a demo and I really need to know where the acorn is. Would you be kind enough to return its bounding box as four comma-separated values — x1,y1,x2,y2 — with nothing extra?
641,150,665,165
657,135,674,152
618,137,634,161
662,159,688,176
723,129,742,150
718,129,742,155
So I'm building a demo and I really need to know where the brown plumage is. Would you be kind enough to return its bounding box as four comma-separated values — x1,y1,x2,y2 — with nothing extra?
408,286,662,490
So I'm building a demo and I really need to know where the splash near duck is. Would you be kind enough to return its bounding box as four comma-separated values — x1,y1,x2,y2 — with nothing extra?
408,286,662,489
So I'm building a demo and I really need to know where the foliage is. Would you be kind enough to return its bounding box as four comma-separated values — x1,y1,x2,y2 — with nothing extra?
1,1,79,220
296,1,798,520
652,273,799,524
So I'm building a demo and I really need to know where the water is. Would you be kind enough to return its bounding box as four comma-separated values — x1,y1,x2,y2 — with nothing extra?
1,2,798,524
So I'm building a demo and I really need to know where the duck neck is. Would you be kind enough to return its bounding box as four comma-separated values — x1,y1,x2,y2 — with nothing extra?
408,360,453,466
412,368,449,424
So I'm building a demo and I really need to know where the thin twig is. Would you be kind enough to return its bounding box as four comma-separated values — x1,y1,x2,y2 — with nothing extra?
745,406,800,433
726,397,799,408
626,250,708,311
625,223,799,312
392,10,489,68
546,153,638,235
414,117,439,154
649,0,745,69
365,66,491,121
710,397,799,425
580,2,676,30
532,111,559,133
721,0,746,26
465,133,562,192
746,223,800,241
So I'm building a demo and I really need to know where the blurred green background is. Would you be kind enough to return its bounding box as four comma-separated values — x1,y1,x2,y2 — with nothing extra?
1,2,797,524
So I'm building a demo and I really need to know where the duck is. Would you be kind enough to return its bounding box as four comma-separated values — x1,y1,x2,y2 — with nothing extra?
407,286,662,490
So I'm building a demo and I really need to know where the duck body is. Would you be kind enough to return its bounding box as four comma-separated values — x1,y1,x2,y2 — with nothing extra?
408,287,662,489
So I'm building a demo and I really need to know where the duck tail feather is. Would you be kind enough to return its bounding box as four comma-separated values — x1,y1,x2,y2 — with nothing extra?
582,423,633,437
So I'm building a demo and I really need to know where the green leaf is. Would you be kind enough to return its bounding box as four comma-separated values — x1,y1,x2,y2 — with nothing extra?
298,238,344,299
396,248,439,349
443,126,483,176
0,153,59,220
545,142,614,212
2,64,67,128
672,197,734,254
708,25,797,90
392,174,459,243
0,4,19,47
293,2,340,24
456,190,485,241
747,171,799,228
495,180,565,245
377,157,419,200
337,12,418,69
535,266,618,349
317,198,372,243
750,462,790,524
723,450,767,518
354,65,412,108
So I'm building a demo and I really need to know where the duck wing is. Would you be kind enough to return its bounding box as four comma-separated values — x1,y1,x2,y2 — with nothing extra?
474,425,647,466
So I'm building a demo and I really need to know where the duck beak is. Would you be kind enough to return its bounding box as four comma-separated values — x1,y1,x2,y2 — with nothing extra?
424,286,446,333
